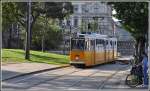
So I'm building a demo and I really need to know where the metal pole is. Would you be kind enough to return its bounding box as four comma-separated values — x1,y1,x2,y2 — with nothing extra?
17,24,20,48
25,1,31,59
148,2,150,89
63,25,65,55
113,22,115,37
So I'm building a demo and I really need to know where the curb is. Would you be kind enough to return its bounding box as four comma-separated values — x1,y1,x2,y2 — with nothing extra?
2,65,70,81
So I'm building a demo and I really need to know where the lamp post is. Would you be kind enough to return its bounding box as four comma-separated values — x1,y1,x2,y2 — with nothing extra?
61,22,65,54
148,2,150,88
41,3,46,52
69,20,72,35
61,3,67,54
69,20,72,53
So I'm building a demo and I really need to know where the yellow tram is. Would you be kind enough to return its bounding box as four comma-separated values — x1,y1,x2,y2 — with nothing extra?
70,33,117,67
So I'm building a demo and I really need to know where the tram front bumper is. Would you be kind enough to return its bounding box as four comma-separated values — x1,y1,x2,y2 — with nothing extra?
70,61,85,64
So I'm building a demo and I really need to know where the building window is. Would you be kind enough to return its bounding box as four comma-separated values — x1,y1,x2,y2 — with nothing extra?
74,18,78,27
94,7,98,13
94,4,99,13
84,9,89,13
74,5,78,13
82,5,89,13
67,20,70,26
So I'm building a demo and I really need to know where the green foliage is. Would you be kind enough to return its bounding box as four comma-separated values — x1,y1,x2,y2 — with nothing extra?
2,2,73,30
32,16,63,50
90,21,98,32
109,2,148,40
80,21,86,32
2,2,19,30
45,2,73,19
80,20,98,32
2,2,73,50
2,49,69,65
109,2,148,62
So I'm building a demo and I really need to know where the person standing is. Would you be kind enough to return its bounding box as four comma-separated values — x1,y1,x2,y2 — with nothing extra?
142,52,148,87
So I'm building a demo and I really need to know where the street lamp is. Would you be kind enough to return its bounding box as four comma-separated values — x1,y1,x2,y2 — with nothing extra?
40,3,46,52
68,20,72,34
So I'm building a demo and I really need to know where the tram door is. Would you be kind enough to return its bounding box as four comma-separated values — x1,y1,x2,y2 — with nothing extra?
91,39,95,65
112,40,115,60
114,40,117,59
105,39,110,62
84,39,95,66
109,40,113,62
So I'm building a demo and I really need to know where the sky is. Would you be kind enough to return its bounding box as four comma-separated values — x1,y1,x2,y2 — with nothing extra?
112,9,121,22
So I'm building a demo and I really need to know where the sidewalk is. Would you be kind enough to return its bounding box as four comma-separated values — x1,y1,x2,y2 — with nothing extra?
2,63,69,81
116,56,133,64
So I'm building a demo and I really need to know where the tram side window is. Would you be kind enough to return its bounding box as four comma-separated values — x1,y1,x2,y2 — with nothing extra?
101,40,105,44
110,41,113,46
114,41,116,45
105,40,108,45
84,40,95,51
96,39,104,45
85,41,89,50
90,40,95,51
110,41,112,46
71,39,85,50
115,41,117,45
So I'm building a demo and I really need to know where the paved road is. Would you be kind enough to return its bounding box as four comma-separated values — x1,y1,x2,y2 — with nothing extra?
2,63,147,91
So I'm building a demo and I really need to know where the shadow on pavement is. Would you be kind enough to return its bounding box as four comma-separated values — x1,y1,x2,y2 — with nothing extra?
2,70,23,81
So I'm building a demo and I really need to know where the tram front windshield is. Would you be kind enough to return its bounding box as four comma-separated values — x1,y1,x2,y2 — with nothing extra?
71,38,85,50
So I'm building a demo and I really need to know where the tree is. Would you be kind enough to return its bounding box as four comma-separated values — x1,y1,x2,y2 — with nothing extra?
32,16,62,50
2,2,73,59
109,2,148,62
2,3,20,48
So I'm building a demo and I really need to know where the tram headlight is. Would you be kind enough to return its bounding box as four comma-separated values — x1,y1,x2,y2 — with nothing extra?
75,55,80,60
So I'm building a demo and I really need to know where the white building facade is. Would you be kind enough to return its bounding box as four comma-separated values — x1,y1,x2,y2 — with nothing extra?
60,2,135,56
63,1,115,36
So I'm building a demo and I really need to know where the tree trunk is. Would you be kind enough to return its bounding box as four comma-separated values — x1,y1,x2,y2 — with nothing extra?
8,24,13,48
135,38,140,61
135,37,145,63
17,24,20,48
8,28,11,48
25,2,31,60
41,35,45,52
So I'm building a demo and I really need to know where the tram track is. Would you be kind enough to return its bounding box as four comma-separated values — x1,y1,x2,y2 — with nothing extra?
6,66,73,83
3,66,85,89
25,67,84,88
98,65,129,89
67,64,129,89
3,64,130,90
68,69,101,88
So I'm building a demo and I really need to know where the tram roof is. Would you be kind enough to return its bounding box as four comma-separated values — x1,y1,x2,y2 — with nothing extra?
78,33,108,38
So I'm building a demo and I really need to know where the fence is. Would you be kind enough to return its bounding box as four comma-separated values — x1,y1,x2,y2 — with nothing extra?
117,41,135,56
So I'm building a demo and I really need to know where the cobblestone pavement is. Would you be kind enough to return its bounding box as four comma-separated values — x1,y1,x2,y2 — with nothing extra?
2,63,148,91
